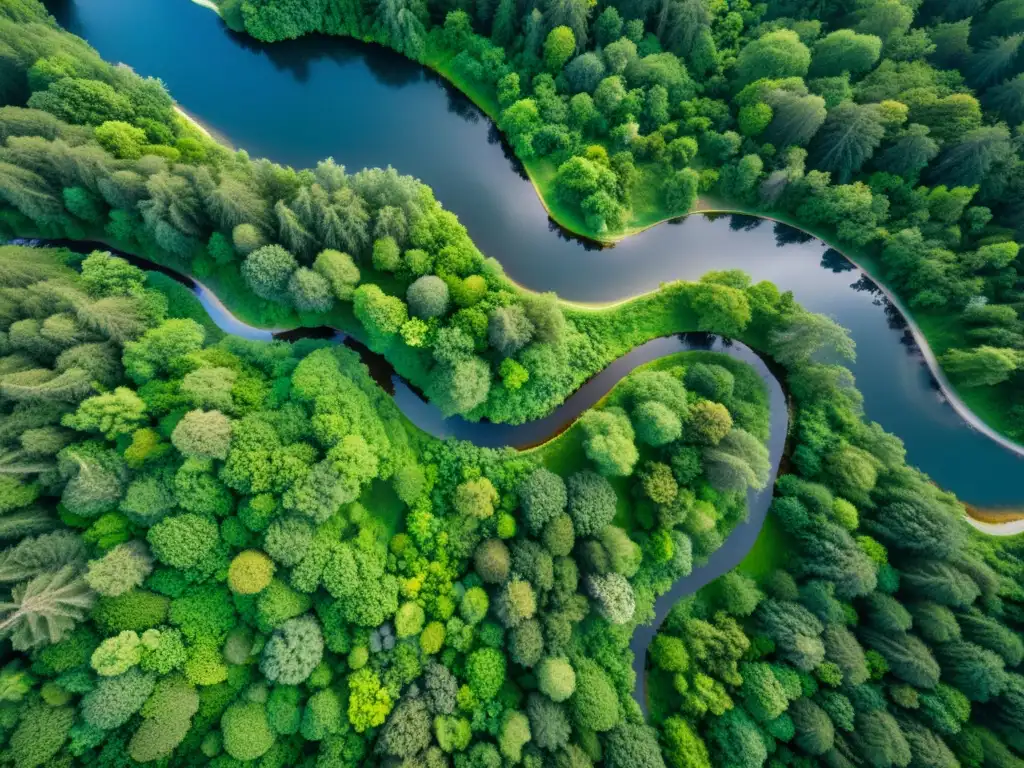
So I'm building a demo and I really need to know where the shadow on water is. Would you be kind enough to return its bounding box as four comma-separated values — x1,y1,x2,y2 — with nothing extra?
821,247,856,272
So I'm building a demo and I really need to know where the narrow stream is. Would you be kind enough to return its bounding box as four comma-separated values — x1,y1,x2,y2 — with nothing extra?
27,237,789,713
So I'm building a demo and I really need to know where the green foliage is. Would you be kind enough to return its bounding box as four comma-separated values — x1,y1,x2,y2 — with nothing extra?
147,513,218,569
221,700,276,760
227,550,275,594
354,284,408,342
2,6,1024,765
8,703,74,768
566,470,617,537
571,658,619,731
0,566,94,650
518,467,567,534
90,630,143,676
260,615,324,684
347,667,393,732
466,647,506,701
474,538,511,583
579,407,638,476
314,249,360,301
242,245,298,301
170,409,232,460
81,667,155,729
545,27,576,71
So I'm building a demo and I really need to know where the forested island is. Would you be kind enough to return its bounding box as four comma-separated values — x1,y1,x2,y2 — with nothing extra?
0,1,1023,767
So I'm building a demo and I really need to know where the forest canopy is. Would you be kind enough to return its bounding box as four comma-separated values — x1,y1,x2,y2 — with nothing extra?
0,1,1022,767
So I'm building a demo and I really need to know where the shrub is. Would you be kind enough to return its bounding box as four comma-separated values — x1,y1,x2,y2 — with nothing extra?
395,602,426,638
407,275,450,318
81,668,156,729
372,236,401,272
634,400,683,446
467,647,507,701
686,400,733,445
453,477,499,520
510,619,544,667
8,703,74,768
571,658,619,732
488,304,534,356
147,514,218,569
313,249,360,300
228,550,275,594
566,470,617,537
221,701,276,761
171,409,232,460
91,630,143,676
288,267,333,312
536,655,577,704
85,540,153,597
232,223,265,254
262,516,313,567
474,539,510,584
496,579,537,628
94,590,169,632
420,621,446,655
260,615,324,685
499,710,532,762
460,587,490,625
518,467,567,534
301,689,343,741
542,514,576,556
579,407,638,476
242,245,297,300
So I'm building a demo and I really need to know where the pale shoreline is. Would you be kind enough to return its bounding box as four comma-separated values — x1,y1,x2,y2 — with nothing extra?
173,104,232,148
188,0,221,13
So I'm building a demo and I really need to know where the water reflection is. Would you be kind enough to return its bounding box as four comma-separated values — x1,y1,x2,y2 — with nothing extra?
776,224,816,247
728,214,764,232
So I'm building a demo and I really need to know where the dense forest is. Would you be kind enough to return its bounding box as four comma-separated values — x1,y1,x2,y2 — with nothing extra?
224,0,1024,440
0,1,1022,767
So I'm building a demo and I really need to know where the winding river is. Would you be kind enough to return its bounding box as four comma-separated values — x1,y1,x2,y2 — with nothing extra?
32,236,789,715
28,0,1024,724
44,0,1024,511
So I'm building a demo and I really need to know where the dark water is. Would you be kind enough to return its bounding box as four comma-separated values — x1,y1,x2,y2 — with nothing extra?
44,0,1024,507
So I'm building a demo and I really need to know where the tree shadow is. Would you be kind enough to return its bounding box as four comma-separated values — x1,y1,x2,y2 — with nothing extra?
820,248,855,272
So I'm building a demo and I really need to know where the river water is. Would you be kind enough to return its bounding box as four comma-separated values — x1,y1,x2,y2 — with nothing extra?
44,0,1023,508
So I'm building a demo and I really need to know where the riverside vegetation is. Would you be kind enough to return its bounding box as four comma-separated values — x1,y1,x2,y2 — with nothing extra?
219,0,1024,442
0,1,1023,768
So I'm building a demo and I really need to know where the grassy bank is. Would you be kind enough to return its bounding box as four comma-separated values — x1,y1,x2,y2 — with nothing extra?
423,45,690,244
